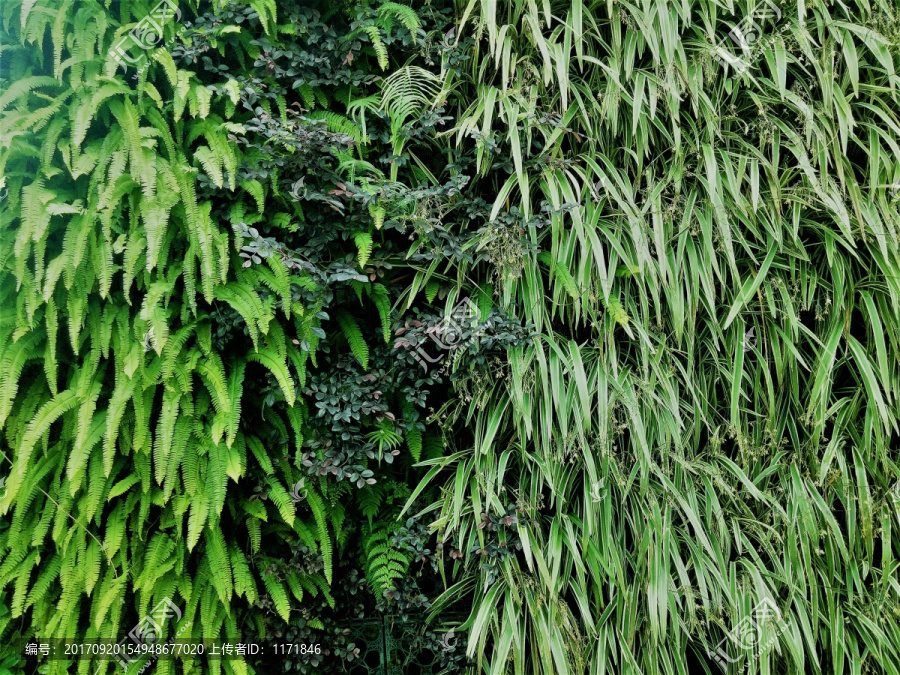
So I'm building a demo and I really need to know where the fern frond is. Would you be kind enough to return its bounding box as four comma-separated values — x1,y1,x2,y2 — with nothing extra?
214,282,268,350
203,526,233,604
102,503,127,562
247,350,295,406
423,430,444,460
379,65,442,121
353,231,373,268
0,76,59,112
266,477,296,527
225,359,246,448
246,435,275,475
240,179,265,214
284,570,304,603
605,296,630,326
335,309,369,370
194,146,224,188
363,527,410,597
358,484,383,527
24,553,61,612
198,352,231,437
260,572,290,622
363,26,389,70
5,389,78,505
306,111,364,144
537,252,579,299
229,543,257,603
304,488,332,584
368,283,392,344
0,332,44,429
186,494,209,552
368,202,386,229
262,256,292,317
377,3,421,41
247,518,261,555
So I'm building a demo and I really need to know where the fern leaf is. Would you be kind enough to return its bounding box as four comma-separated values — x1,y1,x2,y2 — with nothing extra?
204,526,233,604
153,388,181,484
263,256,292,317
364,26,389,70
305,488,333,584
194,146,224,188
260,572,290,622
353,231,373,268
537,252,579,299
205,442,229,520
246,435,274,475
214,283,266,349
229,543,257,603
5,389,78,505
91,573,128,631
379,65,442,121
102,503,127,562
605,296,630,326
358,484,383,527
187,494,210,552
247,517,262,554
368,202,386,229
335,309,369,370
368,283,392,344
24,553,61,611
0,333,41,430
266,477,296,527
0,76,59,112
225,360,246,448
247,351,295,406
306,111,364,144
284,571,304,603
106,474,140,500
240,179,265,214
378,3,421,40
198,351,231,420
43,299,58,394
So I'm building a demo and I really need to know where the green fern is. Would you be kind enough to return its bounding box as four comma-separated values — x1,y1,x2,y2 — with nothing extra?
306,110,365,144
363,526,410,597
266,477,296,528
537,251,579,299
363,26,389,70
335,309,369,370
377,3,421,42
247,350,295,406
304,488,333,584
400,400,423,462
379,65,442,121
423,431,444,460
203,526,234,605
353,231,374,268
605,296,630,326
368,283,392,344
358,484,383,527
229,543,258,604
225,360,246,448
204,440,229,519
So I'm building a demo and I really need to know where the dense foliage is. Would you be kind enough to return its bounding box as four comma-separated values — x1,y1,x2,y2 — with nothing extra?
2,0,900,674
0,0,492,673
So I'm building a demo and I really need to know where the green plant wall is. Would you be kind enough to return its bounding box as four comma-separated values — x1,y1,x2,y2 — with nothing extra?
3,0,900,674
